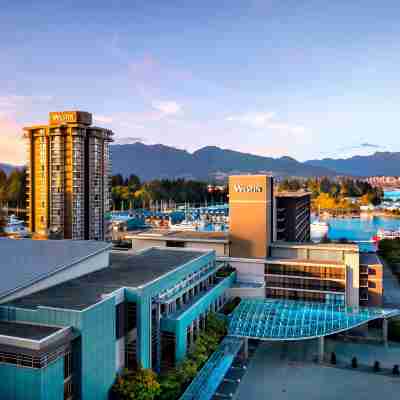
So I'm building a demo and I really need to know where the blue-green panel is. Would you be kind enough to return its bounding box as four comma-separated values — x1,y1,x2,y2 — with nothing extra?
40,357,64,400
0,356,64,400
80,297,116,400
161,273,235,361
0,363,41,400
137,296,151,369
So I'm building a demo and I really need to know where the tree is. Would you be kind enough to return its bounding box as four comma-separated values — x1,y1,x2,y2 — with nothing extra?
0,209,6,234
111,368,161,400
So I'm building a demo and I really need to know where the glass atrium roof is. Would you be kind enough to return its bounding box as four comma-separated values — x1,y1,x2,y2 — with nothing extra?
228,299,400,340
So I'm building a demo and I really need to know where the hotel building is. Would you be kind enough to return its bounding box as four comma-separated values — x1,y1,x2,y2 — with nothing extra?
24,111,113,240
128,175,383,308
0,175,388,399
275,191,311,242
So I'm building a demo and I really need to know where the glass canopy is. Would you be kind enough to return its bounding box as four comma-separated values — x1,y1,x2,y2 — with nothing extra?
228,299,399,340
180,336,243,400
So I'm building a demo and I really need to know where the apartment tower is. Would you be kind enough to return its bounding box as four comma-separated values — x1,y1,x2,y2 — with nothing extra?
24,111,113,240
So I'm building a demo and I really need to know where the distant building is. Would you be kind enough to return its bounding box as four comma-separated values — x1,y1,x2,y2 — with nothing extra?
275,191,311,242
24,111,114,240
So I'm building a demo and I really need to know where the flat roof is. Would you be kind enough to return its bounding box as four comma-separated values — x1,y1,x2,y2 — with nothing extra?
271,241,359,252
266,257,344,267
128,229,229,243
6,248,207,311
0,239,111,300
0,321,62,341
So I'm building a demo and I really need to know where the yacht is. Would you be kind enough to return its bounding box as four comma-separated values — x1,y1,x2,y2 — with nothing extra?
4,215,29,237
310,220,329,236
373,228,400,242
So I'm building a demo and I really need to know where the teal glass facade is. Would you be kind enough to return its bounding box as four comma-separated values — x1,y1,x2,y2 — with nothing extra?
0,248,235,400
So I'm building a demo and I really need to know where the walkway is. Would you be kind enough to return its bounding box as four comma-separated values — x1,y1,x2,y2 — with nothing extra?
236,341,400,400
180,336,243,400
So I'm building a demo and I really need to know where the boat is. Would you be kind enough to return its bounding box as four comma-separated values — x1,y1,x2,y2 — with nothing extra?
310,220,329,236
373,228,400,242
169,219,199,231
4,214,29,237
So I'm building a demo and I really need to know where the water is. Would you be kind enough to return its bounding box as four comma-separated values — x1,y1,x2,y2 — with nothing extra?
384,190,400,201
325,215,400,252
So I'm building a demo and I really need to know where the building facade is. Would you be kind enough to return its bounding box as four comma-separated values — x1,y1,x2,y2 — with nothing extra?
0,241,233,400
229,175,274,258
275,191,311,242
24,111,113,240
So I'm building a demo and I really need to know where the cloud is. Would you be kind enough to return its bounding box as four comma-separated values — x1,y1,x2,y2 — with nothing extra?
226,111,306,135
0,117,25,165
152,101,182,116
360,143,381,149
226,112,275,128
338,143,384,152
94,114,113,124
112,136,146,145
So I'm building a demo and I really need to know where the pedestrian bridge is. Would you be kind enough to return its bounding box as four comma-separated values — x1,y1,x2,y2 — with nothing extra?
228,299,400,340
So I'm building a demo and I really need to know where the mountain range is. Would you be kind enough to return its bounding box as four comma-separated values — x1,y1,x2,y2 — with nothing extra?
110,143,335,180
1,144,398,180
0,163,16,175
111,144,400,180
305,152,400,177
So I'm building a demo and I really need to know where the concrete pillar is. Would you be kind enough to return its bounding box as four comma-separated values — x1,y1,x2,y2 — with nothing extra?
383,319,388,347
155,303,161,373
243,337,249,360
318,337,325,363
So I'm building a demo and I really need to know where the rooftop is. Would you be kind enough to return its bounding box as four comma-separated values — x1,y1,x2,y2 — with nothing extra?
266,257,344,267
129,229,229,243
271,241,359,252
0,321,62,341
0,239,111,300
5,248,207,311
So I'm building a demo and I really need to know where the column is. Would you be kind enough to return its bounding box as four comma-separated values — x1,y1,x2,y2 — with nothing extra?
383,319,388,348
137,297,152,369
242,337,249,360
318,336,325,363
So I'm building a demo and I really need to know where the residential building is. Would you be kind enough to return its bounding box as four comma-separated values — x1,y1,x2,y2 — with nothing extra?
24,111,113,240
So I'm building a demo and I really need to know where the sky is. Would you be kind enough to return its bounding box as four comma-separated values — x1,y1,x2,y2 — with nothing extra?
1,0,400,165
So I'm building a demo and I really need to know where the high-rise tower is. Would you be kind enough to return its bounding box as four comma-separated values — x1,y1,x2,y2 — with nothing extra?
24,111,113,240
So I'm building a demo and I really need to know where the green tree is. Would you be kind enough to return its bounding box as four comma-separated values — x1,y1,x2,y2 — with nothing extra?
111,368,161,400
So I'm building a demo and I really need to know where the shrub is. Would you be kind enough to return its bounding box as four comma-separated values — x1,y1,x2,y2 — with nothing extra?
393,365,400,376
351,357,358,368
330,352,337,365
373,361,381,372
111,368,161,400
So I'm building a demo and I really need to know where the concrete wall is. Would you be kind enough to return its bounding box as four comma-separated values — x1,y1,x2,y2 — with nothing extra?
184,241,228,256
132,238,164,252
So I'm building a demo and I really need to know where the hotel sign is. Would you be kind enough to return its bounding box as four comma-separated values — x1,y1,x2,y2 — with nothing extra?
49,111,92,125
233,184,263,193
